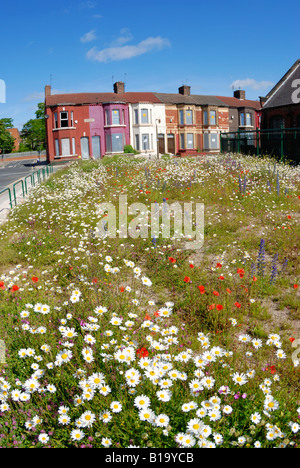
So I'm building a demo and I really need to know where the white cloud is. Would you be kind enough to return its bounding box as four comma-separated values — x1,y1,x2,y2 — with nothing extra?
230,78,274,90
80,29,97,43
110,28,133,46
87,36,171,62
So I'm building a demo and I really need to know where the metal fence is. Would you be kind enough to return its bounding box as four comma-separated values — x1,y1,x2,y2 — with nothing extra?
1,150,47,159
0,164,54,210
220,127,300,163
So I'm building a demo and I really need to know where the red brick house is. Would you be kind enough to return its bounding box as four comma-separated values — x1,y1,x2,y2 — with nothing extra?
216,90,261,133
154,85,229,155
7,128,21,151
44,83,163,162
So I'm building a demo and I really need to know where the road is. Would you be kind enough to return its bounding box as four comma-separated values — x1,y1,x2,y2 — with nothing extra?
0,159,47,192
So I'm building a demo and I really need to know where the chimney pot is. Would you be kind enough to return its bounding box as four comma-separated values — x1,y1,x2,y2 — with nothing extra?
114,81,125,94
45,85,51,97
178,85,191,96
234,89,245,100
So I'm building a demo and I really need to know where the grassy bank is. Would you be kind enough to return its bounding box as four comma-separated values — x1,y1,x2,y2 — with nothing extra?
0,153,299,448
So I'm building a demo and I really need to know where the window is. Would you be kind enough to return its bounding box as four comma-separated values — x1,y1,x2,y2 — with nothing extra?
180,133,185,149
142,134,150,150
105,109,111,126
60,111,68,128
122,109,125,125
240,112,245,126
54,112,58,129
210,110,216,125
71,111,74,127
141,109,149,124
203,110,208,126
61,138,71,156
179,110,184,125
55,139,59,156
72,137,76,155
134,109,139,124
135,134,140,151
187,133,194,149
112,109,120,125
246,113,252,126
186,110,193,125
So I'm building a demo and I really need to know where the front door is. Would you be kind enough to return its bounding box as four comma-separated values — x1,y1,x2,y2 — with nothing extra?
81,137,90,160
92,136,101,159
158,134,165,154
167,134,175,154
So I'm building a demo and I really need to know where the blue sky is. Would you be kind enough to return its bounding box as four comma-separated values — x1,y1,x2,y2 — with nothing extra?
0,0,299,130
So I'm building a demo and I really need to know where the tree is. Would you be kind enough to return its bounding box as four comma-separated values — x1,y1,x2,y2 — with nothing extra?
21,102,46,151
0,119,15,154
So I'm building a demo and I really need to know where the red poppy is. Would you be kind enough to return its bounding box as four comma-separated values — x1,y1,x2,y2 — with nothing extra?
216,263,222,268
184,276,190,283
218,276,225,280
169,257,176,264
253,276,257,282
213,291,219,296
208,304,215,310
144,313,151,321
136,347,149,358
92,278,98,284
189,264,194,268
12,285,19,292
287,215,291,219
32,276,39,283
120,287,125,292
198,285,205,294
154,310,160,317
216,304,223,311
235,302,241,308
290,337,295,343
226,288,232,294
294,284,298,289
0,281,5,290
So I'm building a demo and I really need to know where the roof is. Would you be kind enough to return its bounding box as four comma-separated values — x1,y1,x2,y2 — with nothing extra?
153,92,228,107
262,60,300,109
216,96,261,110
45,92,162,107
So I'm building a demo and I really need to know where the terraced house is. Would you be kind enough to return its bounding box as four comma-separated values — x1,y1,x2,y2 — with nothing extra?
44,81,230,161
154,85,229,156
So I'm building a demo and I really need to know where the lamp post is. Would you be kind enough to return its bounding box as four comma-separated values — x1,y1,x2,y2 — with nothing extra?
156,119,161,160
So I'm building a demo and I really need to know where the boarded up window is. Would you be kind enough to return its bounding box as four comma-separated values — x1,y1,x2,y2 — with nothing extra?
141,109,149,124
186,110,193,125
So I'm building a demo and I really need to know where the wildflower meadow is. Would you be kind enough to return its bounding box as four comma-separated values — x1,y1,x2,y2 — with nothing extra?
0,152,299,448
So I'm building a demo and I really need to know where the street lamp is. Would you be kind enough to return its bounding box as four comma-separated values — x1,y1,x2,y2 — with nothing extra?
156,119,161,160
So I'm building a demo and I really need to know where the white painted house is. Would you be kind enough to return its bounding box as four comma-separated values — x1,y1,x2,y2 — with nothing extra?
128,102,167,156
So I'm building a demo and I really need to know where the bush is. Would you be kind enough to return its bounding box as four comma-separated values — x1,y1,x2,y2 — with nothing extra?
124,144,139,154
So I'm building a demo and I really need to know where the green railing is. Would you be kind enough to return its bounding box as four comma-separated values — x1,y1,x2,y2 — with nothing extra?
0,164,54,211
0,187,14,209
220,127,300,163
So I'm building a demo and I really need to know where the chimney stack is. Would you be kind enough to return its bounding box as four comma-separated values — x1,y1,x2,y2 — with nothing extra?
113,81,125,94
234,89,245,100
178,85,191,96
45,85,51,97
